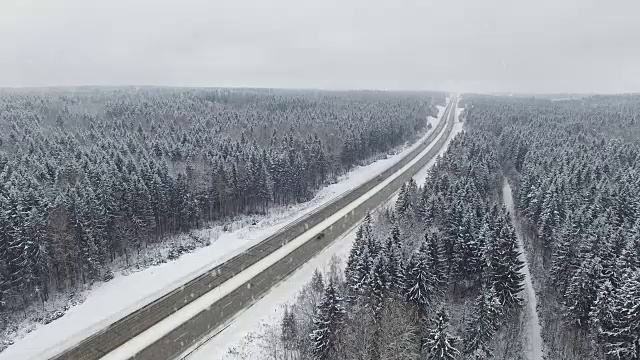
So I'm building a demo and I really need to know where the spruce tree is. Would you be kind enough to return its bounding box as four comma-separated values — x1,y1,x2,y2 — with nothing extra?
451,217,479,286
281,306,298,351
565,257,601,327
396,183,411,216
345,225,366,299
423,308,460,360
404,242,435,313
0,197,8,310
310,282,346,360
425,233,447,292
367,254,389,314
489,220,524,308
311,269,325,294
384,224,405,297
549,214,582,293
602,269,640,360
463,284,502,357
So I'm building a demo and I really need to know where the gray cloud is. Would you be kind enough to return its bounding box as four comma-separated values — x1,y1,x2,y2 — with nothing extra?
1,0,639,93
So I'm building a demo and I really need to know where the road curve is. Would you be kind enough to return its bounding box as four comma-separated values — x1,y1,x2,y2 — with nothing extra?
48,97,456,360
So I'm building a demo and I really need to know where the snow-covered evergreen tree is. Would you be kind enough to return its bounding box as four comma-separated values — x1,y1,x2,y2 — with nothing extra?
367,254,390,314
602,269,640,360
404,242,436,313
565,257,601,327
311,269,325,295
281,305,298,351
310,281,346,360
423,308,460,360
463,284,502,357
345,225,367,298
396,183,411,216
488,219,524,308
384,223,406,297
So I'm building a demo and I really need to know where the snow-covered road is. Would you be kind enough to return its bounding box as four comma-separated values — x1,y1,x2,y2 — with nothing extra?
185,99,463,360
502,180,544,360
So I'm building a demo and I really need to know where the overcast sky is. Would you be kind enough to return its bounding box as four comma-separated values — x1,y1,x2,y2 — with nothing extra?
1,0,639,93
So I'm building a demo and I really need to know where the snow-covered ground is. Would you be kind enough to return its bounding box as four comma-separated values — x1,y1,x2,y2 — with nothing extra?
184,99,462,360
502,180,543,360
0,102,448,360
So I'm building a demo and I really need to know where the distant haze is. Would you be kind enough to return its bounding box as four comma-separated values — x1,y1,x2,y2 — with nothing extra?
1,0,640,93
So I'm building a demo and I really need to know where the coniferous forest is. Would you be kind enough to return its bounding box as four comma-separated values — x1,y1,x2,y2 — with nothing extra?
468,95,640,360
257,95,640,360
0,88,443,345
2,89,640,359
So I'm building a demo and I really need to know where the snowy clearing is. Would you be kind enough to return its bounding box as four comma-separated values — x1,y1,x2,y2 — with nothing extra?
502,180,543,360
0,103,448,360
184,99,461,360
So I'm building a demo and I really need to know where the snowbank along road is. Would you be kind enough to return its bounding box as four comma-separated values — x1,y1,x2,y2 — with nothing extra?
48,97,456,360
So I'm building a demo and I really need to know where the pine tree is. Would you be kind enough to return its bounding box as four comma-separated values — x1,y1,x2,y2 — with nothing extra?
345,225,368,301
0,200,8,309
396,183,411,216
310,282,346,360
463,284,502,357
589,278,617,346
423,308,460,360
384,224,405,297
311,268,325,294
565,257,601,327
602,269,640,360
489,219,525,308
367,254,390,314
425,233,447,292
6,188,29,299
350,218,378,299
404,242,436,313
419,188,435,225
538,186,559,253
442,202,464,266
619,222,640,270
451,217,480,286
549,214,582,293
362,212,373,238
281,306,298,351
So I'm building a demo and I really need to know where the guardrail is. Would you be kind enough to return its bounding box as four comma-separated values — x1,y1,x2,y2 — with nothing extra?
49,100,454,360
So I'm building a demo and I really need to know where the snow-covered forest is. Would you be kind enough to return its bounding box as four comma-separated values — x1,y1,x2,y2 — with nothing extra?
253,94,640,360
2,89,639,359
252,119,529,359
0,87,443,348
466,95,640,360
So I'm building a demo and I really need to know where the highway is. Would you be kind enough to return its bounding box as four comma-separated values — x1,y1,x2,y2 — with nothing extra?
48,96,457,360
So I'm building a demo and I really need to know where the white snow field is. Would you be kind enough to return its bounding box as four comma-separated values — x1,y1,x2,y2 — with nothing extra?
0,102,448,360
503,180,544,360
184,99,462,360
